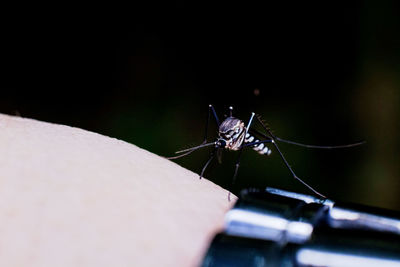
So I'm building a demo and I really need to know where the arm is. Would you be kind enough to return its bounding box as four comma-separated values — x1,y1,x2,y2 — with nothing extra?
0,114,235,267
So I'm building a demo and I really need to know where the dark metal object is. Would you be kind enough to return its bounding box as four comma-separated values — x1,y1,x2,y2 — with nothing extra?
167,105,364,199
265,187,400,235
201,187,400,267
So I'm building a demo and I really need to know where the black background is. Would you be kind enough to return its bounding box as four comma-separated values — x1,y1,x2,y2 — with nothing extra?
1,2,399,209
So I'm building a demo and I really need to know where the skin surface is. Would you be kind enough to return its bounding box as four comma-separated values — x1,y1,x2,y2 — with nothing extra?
0,114,236,267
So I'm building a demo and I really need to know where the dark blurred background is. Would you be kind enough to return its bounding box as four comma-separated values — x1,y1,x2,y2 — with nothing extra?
1,2,399,209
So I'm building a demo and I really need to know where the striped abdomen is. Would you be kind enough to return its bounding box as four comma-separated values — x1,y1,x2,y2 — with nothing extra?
245,133,272,155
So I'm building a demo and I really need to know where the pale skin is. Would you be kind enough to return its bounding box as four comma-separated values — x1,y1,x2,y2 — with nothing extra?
0,114,236,267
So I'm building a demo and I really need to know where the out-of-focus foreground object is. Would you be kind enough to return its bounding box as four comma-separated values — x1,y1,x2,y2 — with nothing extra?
0,114,235,267
201,187,400,267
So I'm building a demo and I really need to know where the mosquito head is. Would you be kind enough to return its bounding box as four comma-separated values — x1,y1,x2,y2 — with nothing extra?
215,139,227,148
218,117,245,150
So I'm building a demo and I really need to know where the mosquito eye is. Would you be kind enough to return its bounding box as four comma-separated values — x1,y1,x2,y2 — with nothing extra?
218,139,226,147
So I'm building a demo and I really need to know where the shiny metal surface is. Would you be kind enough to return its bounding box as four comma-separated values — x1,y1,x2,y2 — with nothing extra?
201,187,400,267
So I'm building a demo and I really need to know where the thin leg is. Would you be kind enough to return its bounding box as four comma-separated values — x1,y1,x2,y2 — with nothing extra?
202,104,220,143
217,147,223,164
249,119,365,149
209,104,220,127
228,148,244,201
227,112,256,201
167,104,220,159
229,106,233,117
245,112,255,136
255,115,327,199
271,140,326,198
200,148,216,179
255,114,276,139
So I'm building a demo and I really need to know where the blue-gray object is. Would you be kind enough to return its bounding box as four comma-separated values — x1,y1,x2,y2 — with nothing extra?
201,187,400,267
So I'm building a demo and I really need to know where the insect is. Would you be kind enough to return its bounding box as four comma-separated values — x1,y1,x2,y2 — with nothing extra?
167,105,365,200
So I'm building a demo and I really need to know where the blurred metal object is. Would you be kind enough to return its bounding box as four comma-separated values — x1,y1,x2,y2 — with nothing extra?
266,187,400,235
201,187,400,267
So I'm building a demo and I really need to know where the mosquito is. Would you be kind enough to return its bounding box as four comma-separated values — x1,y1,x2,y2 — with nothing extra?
167,105,365,200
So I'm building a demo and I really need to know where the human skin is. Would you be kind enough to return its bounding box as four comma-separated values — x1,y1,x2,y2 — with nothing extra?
0,114,236,266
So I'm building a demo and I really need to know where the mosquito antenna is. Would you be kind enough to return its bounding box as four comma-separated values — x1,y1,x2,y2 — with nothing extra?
275,137,366,149
255,114,327,198
166,149,197,160
175,142,215,154
166,142,215,160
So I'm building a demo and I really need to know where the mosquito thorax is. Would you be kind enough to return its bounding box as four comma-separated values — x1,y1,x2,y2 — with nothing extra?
218,117,245,150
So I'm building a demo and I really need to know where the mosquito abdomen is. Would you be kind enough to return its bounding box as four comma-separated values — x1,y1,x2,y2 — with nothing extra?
245,133,272,155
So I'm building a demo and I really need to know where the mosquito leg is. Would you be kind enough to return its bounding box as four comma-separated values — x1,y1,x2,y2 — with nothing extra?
209,104,220,127
202,104,220,143
200,148,216,179
254,115,327,199
217,147,223,164
231,111,256,184
228,139,273,200
271,140,326,198
229,106,233,117
245,112,255,135
228,148,244,201
227,112,256,200
255,114,276,139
